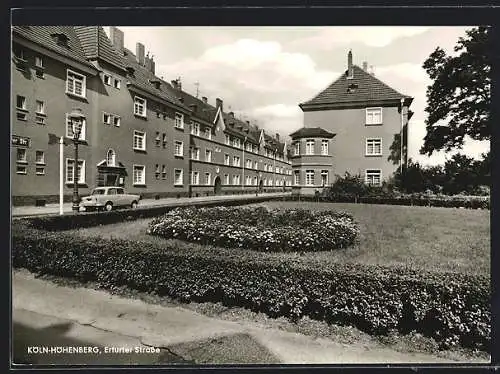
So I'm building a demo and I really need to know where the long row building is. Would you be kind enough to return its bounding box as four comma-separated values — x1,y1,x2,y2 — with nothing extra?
11,26,292,205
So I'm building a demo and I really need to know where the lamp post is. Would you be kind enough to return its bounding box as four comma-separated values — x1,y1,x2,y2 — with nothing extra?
69,108,85,213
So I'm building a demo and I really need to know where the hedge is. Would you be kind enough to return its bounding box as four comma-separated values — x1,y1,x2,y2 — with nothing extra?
12,223,490,352
21,196,284,231
148,206,359,252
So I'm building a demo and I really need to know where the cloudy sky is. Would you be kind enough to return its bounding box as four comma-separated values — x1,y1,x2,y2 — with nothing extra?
106,26,489,166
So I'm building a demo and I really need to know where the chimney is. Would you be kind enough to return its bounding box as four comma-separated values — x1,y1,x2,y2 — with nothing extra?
202,96,208,104
362,61,368,71
216,98,223,112
276,133,280,142
150,59,155,75
171,80,179,90
145,54,156,75
109,27,124,52
229,111,234,118
136,42,145,66
370,65,375,76
347,49,353,79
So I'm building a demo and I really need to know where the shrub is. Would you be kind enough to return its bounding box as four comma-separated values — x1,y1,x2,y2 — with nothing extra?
12,223,490,352
148,206,359,252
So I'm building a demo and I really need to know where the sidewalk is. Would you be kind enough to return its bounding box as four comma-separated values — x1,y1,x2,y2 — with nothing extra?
13,270,486,365
11,192,288,218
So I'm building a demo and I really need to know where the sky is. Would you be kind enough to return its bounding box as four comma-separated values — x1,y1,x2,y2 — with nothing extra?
106,26,489,166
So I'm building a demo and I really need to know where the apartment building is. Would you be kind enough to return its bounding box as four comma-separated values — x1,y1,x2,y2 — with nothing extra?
292,50,414,195
11,26,292,205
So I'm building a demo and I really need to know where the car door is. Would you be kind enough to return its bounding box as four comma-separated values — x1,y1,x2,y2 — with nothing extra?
116,187,126,206
107,188,117,206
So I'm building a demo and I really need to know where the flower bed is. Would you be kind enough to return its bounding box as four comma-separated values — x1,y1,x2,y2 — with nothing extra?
147,206,359,252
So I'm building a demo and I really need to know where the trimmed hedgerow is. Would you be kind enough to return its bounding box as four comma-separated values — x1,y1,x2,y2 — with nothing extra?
21,196,283,231
147,206,359,252
12,223,490,352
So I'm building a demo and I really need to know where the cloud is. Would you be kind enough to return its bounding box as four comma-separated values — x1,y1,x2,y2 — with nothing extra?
289,27,431,50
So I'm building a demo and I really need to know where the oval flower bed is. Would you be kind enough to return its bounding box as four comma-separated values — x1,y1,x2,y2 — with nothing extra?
147,206,359,252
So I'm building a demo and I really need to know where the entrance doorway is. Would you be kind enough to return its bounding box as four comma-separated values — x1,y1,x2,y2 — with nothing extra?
259,180,264,192
214,176,222,195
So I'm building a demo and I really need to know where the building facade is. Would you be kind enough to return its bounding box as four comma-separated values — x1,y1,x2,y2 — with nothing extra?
291,50,414,195
11,26,292,205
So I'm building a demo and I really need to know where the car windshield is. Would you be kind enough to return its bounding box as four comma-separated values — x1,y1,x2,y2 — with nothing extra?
91,189,106,195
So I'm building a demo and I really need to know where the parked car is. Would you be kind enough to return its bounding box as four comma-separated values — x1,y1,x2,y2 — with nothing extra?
80,187,140,212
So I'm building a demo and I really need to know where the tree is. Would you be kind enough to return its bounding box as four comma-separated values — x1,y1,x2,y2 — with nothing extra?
420,27,491,156
442,153,479,195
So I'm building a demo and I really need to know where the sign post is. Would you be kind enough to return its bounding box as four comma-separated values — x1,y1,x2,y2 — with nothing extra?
59,136,64,215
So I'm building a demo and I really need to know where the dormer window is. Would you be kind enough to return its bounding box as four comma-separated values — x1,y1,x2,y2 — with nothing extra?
51,33,69,47
149,79,161,89
126,67,135,77
347,83,358,93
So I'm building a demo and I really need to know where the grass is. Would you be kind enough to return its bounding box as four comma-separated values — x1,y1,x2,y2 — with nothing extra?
70,202,490,276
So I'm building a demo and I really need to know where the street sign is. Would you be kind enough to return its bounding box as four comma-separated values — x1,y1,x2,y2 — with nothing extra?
12,135,30,148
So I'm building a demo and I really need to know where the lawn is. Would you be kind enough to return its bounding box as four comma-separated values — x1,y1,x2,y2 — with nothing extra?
70,202,490,276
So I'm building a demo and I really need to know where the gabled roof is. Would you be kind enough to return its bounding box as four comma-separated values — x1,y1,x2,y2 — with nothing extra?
12,26,98,71
300,65,412,109
73,26,126,71
289,127,336,139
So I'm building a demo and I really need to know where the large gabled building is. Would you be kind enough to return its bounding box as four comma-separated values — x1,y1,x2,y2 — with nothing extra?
291,50,414,194
11,26,292,205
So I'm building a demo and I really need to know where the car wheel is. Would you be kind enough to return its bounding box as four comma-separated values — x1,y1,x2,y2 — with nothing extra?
131,201,138,209
104,202,113,212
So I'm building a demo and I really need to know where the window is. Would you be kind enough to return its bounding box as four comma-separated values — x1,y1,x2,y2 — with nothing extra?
35,100,45,114
162,133,167,148
294,142,300,156
192,171,199,185
321,140,329,155
366,107,383,125
17,148,27,163
162,165,167,179
204,127,211,140
306,140,315,155
233,156,240,167
224,154,230,165
103,74,112,86
134,96,147,117
205,172,211,185
305,170,314,186
191,147,200,160
224,174,230,185
66,159,85,184
246,143,252,152
246,176,252,185
225,134,230,145
191,122,200,136
155,132,161,147
35,56,43,67
254,161,258,170
113,116,120,127
133,131,146,151
114,78,121,89
253,145,258,153
17,112,27,121
365,169,382,186
205,149,212,163
321,170,329,186
35,150,45,164
17,165,27,175
366,138,382,156
106,149,116,166
174,169,183,185
246,159,252,168
253,176,258,186
103,113,111,125
66,115,86,140
66,70,86,98
233,138,241,148
36,166,45,175
174,112,184,129
155,164,160,179
174,141,184,157
232,175,240,185
16,95,26,110
133,165,145,185
275,167,279,174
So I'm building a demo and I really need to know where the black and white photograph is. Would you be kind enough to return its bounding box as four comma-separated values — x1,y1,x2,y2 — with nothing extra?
11,21,491,367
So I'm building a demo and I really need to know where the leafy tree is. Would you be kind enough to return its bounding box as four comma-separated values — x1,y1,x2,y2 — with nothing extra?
420,27,490,156
442,153,479,195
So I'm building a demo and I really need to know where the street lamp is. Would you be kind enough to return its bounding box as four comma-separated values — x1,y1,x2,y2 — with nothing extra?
68,108,85,213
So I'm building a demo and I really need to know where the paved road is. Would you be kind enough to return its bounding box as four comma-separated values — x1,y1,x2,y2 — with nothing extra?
13,270,486,365
11,192,288,218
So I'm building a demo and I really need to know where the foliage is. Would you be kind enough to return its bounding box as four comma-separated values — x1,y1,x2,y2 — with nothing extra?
12,223,490,352
148,206,359,252
420,27,490,156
